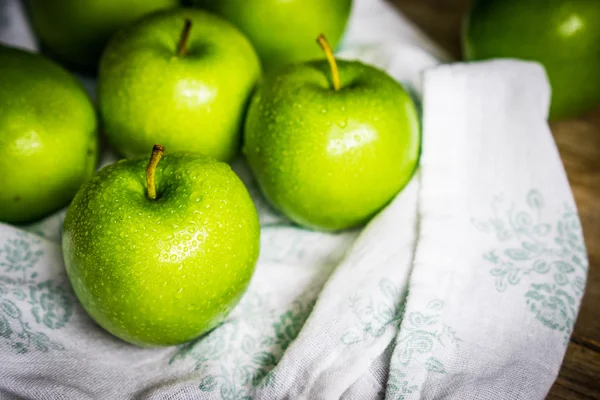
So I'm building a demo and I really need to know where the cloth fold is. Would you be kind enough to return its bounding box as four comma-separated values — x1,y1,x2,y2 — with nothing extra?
0,0,586,399
385,60,585,400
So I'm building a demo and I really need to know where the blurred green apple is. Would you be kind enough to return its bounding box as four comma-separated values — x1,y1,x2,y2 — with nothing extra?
463,0,600,119
26,0,178,71
98,8,261,162
192,0,352,71
0,46,98,223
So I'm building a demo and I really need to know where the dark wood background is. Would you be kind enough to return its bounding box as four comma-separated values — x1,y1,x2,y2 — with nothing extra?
388,0,600,399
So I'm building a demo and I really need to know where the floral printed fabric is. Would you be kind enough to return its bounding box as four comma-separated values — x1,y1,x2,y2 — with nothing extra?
0,0,586,399
382,62,586,400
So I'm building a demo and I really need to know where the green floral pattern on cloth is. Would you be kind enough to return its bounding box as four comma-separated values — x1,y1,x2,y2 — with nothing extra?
472,189,587,343
342,278,405,345
169,290,316,399
0,232,73,353
387,300,460,400
0,235,44,282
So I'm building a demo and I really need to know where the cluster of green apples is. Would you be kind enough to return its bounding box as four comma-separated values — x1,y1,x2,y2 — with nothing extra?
0,1,421,346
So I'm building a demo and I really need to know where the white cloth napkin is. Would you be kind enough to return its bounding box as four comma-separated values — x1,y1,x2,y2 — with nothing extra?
385,60,586,400
0,0,587,399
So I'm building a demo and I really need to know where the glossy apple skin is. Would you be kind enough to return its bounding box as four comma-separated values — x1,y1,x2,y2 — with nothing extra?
464,0,600,119
244,60,420,231
62,153,260,346
0,46,98,223
26,0,178,71
98,8,261,163
193,0,352,71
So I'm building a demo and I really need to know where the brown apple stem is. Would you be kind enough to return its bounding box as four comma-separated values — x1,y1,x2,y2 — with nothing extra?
316,34,340,91
146,144,165,201
177,18,193,56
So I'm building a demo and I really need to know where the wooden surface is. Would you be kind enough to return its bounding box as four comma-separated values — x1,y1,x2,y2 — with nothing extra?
388,0,600,398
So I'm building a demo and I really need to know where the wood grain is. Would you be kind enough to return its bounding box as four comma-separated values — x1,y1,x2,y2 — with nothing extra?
547,342,600,400
388,0,600,398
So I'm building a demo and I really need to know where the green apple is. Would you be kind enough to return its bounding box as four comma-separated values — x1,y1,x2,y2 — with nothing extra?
62,145,260,346
192,0,352,71
463,0,600,119
0,46,98,224
26,0,178,71
98,8,261,163
243,36,420,231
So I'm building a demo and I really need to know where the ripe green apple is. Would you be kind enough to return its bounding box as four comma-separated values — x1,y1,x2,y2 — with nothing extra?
243,37,420,231
463,0,600,119
62,146,260,346
0,46,98,224
26,0,178,71
98,8,261,162
192,0,352,71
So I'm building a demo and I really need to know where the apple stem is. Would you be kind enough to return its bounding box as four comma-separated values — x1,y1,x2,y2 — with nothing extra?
146,144,165,201
316,34,340,91
177,18,193,56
